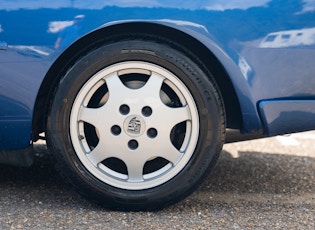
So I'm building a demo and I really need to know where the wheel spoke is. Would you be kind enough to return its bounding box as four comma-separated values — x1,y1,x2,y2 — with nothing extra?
105,72,126,93
164,105,191,126
87,143,112,166
160,143,183,164
125,159,145,182
146,105,191,142
140,72,165,98
78,106,101,126
142,133,183,165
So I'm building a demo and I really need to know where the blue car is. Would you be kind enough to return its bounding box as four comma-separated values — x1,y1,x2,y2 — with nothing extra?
1,0,314,210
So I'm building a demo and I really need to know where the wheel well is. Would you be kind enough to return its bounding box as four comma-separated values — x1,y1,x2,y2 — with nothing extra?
32,22,242,140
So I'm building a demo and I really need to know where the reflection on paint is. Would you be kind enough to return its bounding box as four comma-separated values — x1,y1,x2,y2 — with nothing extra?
259,27,315,48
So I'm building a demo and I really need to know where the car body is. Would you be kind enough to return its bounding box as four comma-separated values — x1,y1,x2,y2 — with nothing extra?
0,0,314,210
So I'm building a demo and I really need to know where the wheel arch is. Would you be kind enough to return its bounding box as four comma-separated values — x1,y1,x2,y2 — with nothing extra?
32,21,243,140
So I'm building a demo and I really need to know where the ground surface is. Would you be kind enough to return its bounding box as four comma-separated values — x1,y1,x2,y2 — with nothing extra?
0,132,314,229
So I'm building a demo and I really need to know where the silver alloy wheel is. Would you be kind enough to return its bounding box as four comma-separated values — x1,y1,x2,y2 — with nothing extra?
70,61,199,190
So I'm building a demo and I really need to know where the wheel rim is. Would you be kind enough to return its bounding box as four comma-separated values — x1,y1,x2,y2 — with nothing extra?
70,61,199,190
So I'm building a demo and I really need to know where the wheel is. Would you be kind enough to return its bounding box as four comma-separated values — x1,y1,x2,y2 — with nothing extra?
47,39,225,211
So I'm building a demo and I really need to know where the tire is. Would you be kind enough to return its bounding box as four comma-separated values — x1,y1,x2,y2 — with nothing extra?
47,39,225,211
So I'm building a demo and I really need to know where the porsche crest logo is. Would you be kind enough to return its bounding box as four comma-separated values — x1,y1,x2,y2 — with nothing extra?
127,117,141,134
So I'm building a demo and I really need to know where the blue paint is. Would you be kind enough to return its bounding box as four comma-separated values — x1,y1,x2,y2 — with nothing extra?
0,0,315,150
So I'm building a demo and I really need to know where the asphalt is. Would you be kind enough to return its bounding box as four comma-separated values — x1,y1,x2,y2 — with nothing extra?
0,131,314,229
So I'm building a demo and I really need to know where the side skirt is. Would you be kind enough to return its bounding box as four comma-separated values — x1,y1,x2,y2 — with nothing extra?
258,99,315,136
0,145,34,167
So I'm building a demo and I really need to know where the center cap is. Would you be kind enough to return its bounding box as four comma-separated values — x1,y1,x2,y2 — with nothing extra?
123,115,146,137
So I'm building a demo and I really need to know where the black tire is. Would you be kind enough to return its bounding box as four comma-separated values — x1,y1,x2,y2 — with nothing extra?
47,39,225,211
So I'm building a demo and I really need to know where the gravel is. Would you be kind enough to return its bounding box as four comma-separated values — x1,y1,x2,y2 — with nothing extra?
0,132,314,229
